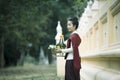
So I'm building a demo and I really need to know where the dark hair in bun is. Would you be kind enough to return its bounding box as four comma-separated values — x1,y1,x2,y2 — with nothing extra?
68,16,79,29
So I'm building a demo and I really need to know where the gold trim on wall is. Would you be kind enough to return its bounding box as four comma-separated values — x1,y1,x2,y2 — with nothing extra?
100,12,107,24
110,0,120,16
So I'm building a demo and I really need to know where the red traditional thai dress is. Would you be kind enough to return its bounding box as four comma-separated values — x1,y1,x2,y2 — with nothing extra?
61,31,81,80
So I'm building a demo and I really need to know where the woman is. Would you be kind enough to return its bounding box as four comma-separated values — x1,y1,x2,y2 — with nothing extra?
56,17,81,80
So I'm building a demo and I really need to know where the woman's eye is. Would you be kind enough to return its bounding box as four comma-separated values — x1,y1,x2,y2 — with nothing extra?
67,24,71,26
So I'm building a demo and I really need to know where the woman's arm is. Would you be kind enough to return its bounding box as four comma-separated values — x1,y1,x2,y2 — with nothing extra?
55,42,73,53
61,43,73,53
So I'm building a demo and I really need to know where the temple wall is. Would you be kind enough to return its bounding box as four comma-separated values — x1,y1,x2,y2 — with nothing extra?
79,0,120,80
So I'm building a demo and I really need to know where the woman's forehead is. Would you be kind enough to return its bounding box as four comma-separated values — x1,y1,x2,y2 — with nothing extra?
67,21,72,24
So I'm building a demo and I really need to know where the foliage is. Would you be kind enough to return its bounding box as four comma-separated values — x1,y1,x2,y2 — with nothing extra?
0,0,87,66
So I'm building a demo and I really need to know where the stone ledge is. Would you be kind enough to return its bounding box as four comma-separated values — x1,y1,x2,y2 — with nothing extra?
81,49,120,58
81,64,120,80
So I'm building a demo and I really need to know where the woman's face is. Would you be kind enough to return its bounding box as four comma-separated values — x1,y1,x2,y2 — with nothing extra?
67,21,75,32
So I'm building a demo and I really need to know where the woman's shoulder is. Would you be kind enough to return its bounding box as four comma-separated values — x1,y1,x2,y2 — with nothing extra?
70,33,80,40
70,31,81,40
71,31,79,37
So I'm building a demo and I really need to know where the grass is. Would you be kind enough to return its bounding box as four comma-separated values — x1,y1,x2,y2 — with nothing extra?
0,63,64,80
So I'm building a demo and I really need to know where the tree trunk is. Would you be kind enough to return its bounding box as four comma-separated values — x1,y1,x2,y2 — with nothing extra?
0,37,5,68
17,50,25,66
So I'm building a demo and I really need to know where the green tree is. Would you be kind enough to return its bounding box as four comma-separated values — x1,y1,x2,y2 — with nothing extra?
0,0,10,68
0,0,87,67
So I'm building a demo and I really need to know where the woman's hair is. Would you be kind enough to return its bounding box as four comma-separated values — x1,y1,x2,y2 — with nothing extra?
68,16,79,29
